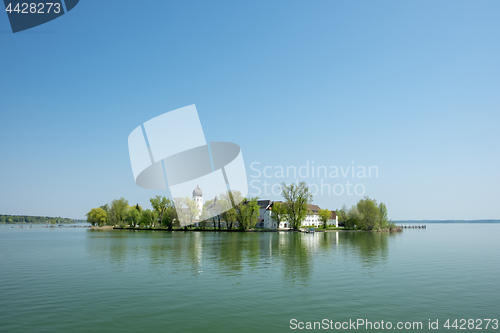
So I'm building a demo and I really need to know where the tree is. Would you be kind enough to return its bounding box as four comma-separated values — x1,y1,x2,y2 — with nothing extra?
150,195,171,227
161,203,178,230
233,197,260,230
356,197,380,230
222,207,237,230
342,197,392,231
125,209,140,227
336,205,348,226
271,202,287,229
218,191,237,229
108,198,129,226
173,197,199,228
86,208,107,227
280,182,313,230
318,208,331,229
203,197,220,230
185,198,200,227
378,202,389,229
99,204,109,214
139,209,156,228
346,206,362,229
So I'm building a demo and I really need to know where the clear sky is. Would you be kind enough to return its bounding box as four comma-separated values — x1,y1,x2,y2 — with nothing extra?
1,0,499,220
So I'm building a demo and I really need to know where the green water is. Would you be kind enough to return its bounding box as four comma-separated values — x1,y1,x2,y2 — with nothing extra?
0,224,499,332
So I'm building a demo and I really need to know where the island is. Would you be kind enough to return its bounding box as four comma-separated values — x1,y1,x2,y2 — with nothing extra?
86,182,402,232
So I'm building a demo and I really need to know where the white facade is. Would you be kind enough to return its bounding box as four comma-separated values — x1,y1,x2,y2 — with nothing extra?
255,201,277,229
301,214,320,227
258,202,338,229
278,220,291,229
277,214,319,229
263,209,276,229
329,216,339,228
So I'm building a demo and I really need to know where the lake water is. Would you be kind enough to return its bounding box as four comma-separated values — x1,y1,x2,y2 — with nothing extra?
0,224,499,332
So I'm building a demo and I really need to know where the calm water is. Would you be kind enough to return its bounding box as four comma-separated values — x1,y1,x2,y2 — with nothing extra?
0,224,499,332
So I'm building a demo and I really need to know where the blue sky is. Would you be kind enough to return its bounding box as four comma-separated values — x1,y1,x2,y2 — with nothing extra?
1,0,499,220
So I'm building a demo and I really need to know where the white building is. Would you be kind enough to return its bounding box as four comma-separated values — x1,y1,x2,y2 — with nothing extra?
254,201,338,229
255,200,276,229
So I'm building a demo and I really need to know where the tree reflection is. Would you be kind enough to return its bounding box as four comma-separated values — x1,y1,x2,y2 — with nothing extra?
338,231,399,267
86,230,396,282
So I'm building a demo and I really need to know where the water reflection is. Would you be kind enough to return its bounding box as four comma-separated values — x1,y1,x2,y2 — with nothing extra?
86,230,398,283
338,231,398,268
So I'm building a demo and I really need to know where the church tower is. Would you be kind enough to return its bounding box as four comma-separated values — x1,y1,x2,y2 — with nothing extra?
193,185,203,219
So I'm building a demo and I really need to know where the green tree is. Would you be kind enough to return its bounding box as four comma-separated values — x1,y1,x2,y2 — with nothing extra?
86,208,107,227
150,195,171,227
217,193,236,230
99,204,109,214
346,206,362,229
233,197,260,230
318,208,331,229
108,198,129,226
356,197,380,230
161,203,178,230
271,201,287,229
139,209,156,228
378,202,389,229
280,182,312,230
342,197,392,231
336,205,348,226
125,208,140,227
222,207,237,230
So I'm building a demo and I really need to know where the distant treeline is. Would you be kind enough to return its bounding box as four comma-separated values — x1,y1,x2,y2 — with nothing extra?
0,215,76,224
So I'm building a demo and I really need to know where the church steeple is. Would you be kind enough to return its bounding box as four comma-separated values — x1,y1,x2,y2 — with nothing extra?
192,185,203,221
193,185,202,197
